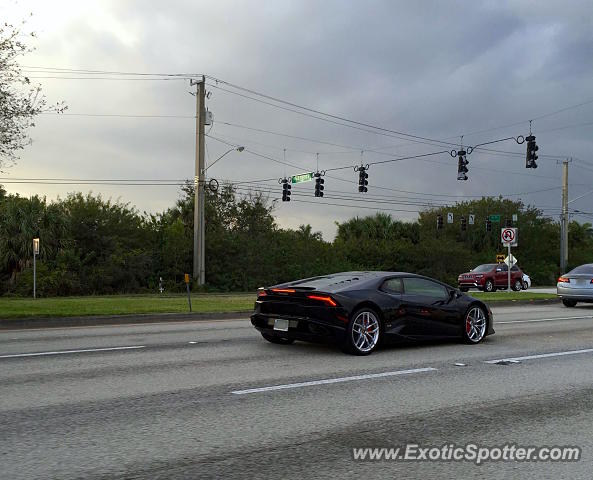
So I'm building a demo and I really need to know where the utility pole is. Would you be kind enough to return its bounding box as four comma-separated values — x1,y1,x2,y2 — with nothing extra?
560,159,569,273
191,76,206,284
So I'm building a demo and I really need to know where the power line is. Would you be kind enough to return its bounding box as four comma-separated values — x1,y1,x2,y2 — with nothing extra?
206,75,592,154
41,112,194,119
24,64,593,152
21,75,188,81
40,109,585,161
206,82,458,150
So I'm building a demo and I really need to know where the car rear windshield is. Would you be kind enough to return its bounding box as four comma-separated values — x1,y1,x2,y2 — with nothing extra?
568,264,593,275
472,264,495,273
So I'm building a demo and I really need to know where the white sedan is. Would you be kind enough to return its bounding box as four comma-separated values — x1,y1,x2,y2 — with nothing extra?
522,273,531,290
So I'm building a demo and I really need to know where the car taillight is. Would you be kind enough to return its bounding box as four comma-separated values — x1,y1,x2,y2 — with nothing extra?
558,277,570,283
307,295,338,307
257,288,268,298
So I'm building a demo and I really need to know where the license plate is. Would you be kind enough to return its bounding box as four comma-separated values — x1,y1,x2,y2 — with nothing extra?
274,319,290,331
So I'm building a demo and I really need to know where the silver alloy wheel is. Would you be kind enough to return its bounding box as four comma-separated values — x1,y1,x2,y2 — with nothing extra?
351,311,380,353
465,307,487,343
484,280,494,292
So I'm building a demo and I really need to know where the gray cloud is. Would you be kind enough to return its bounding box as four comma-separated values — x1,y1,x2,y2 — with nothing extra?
3,0,593,238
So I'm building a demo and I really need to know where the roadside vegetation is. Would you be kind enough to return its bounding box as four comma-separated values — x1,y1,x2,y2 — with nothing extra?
0,293,255,318
1,183,592,298
0,291,557,319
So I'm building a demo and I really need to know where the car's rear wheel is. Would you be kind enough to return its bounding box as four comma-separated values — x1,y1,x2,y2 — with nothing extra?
463,306,487,344
343,308,381,355
512,279,523,291
484,279,495,292
562,299,577,308
261,333,295,345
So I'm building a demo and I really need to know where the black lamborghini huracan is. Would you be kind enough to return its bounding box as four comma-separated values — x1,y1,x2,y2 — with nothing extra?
251,271,494,355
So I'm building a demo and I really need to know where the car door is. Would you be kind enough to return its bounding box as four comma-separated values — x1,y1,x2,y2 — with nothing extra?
378,277,412,338
495,264,508,287
400,277,459,338
511,265,521,284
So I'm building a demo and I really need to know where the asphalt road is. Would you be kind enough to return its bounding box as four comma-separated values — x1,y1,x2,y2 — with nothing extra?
1,303,592,479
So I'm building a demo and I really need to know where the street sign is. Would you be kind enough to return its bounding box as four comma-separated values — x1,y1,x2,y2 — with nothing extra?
496,254,505,263
447,212,453,224
184,273,190,284
469,214,475,225
512,213,518,222
504,254,517,267
33,238,40,255
489,215,501,222
501,227,518,247
291,172,314,184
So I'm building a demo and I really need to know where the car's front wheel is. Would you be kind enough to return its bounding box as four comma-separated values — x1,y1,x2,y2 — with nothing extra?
343,308,381,355
261,333,295,345
484,279,495,292
512,279,523,291
463,306,487,344
562,299,577,308
522,281,528,290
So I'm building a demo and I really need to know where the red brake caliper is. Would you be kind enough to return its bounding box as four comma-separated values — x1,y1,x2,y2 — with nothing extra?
466,317,472,334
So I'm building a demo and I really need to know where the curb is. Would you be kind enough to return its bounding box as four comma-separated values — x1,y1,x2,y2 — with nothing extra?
0,311,252,330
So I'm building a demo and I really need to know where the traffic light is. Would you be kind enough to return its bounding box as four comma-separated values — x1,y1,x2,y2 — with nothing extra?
457,150,468,181
314,172,324,197
505,218,512,227
525,135,538,169
461,216,467,231
282,178,291,202
358,166,368,192
486,218,492,232
437,214,443,230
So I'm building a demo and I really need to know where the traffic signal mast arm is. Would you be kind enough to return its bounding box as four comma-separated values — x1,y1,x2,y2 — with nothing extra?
272,134,538,201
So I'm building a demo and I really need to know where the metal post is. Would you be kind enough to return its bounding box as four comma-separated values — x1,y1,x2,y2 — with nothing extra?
192,76,206,284
186,282,192,312
507,243,511,292
32,237,39,299
560,159,569,273
33,250,36,299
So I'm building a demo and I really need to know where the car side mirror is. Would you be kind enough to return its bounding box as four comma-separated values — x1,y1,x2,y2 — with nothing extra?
450,289,459,299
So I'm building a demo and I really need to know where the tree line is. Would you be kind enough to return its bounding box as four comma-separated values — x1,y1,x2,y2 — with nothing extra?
1,182,591,296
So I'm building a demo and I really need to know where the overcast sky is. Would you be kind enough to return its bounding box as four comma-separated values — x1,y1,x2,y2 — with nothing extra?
2,0,593,239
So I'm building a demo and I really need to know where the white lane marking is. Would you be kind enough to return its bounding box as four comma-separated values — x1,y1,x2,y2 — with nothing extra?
485,348,593,364
0,345,146,359
231,367,437,395
498,315,593,324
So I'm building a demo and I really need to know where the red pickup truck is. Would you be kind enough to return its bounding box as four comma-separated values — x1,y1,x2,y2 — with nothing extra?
458,263,524,292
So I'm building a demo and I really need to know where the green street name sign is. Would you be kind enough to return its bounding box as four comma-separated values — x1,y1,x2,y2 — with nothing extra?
489,215,501,222
291,172,314,184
